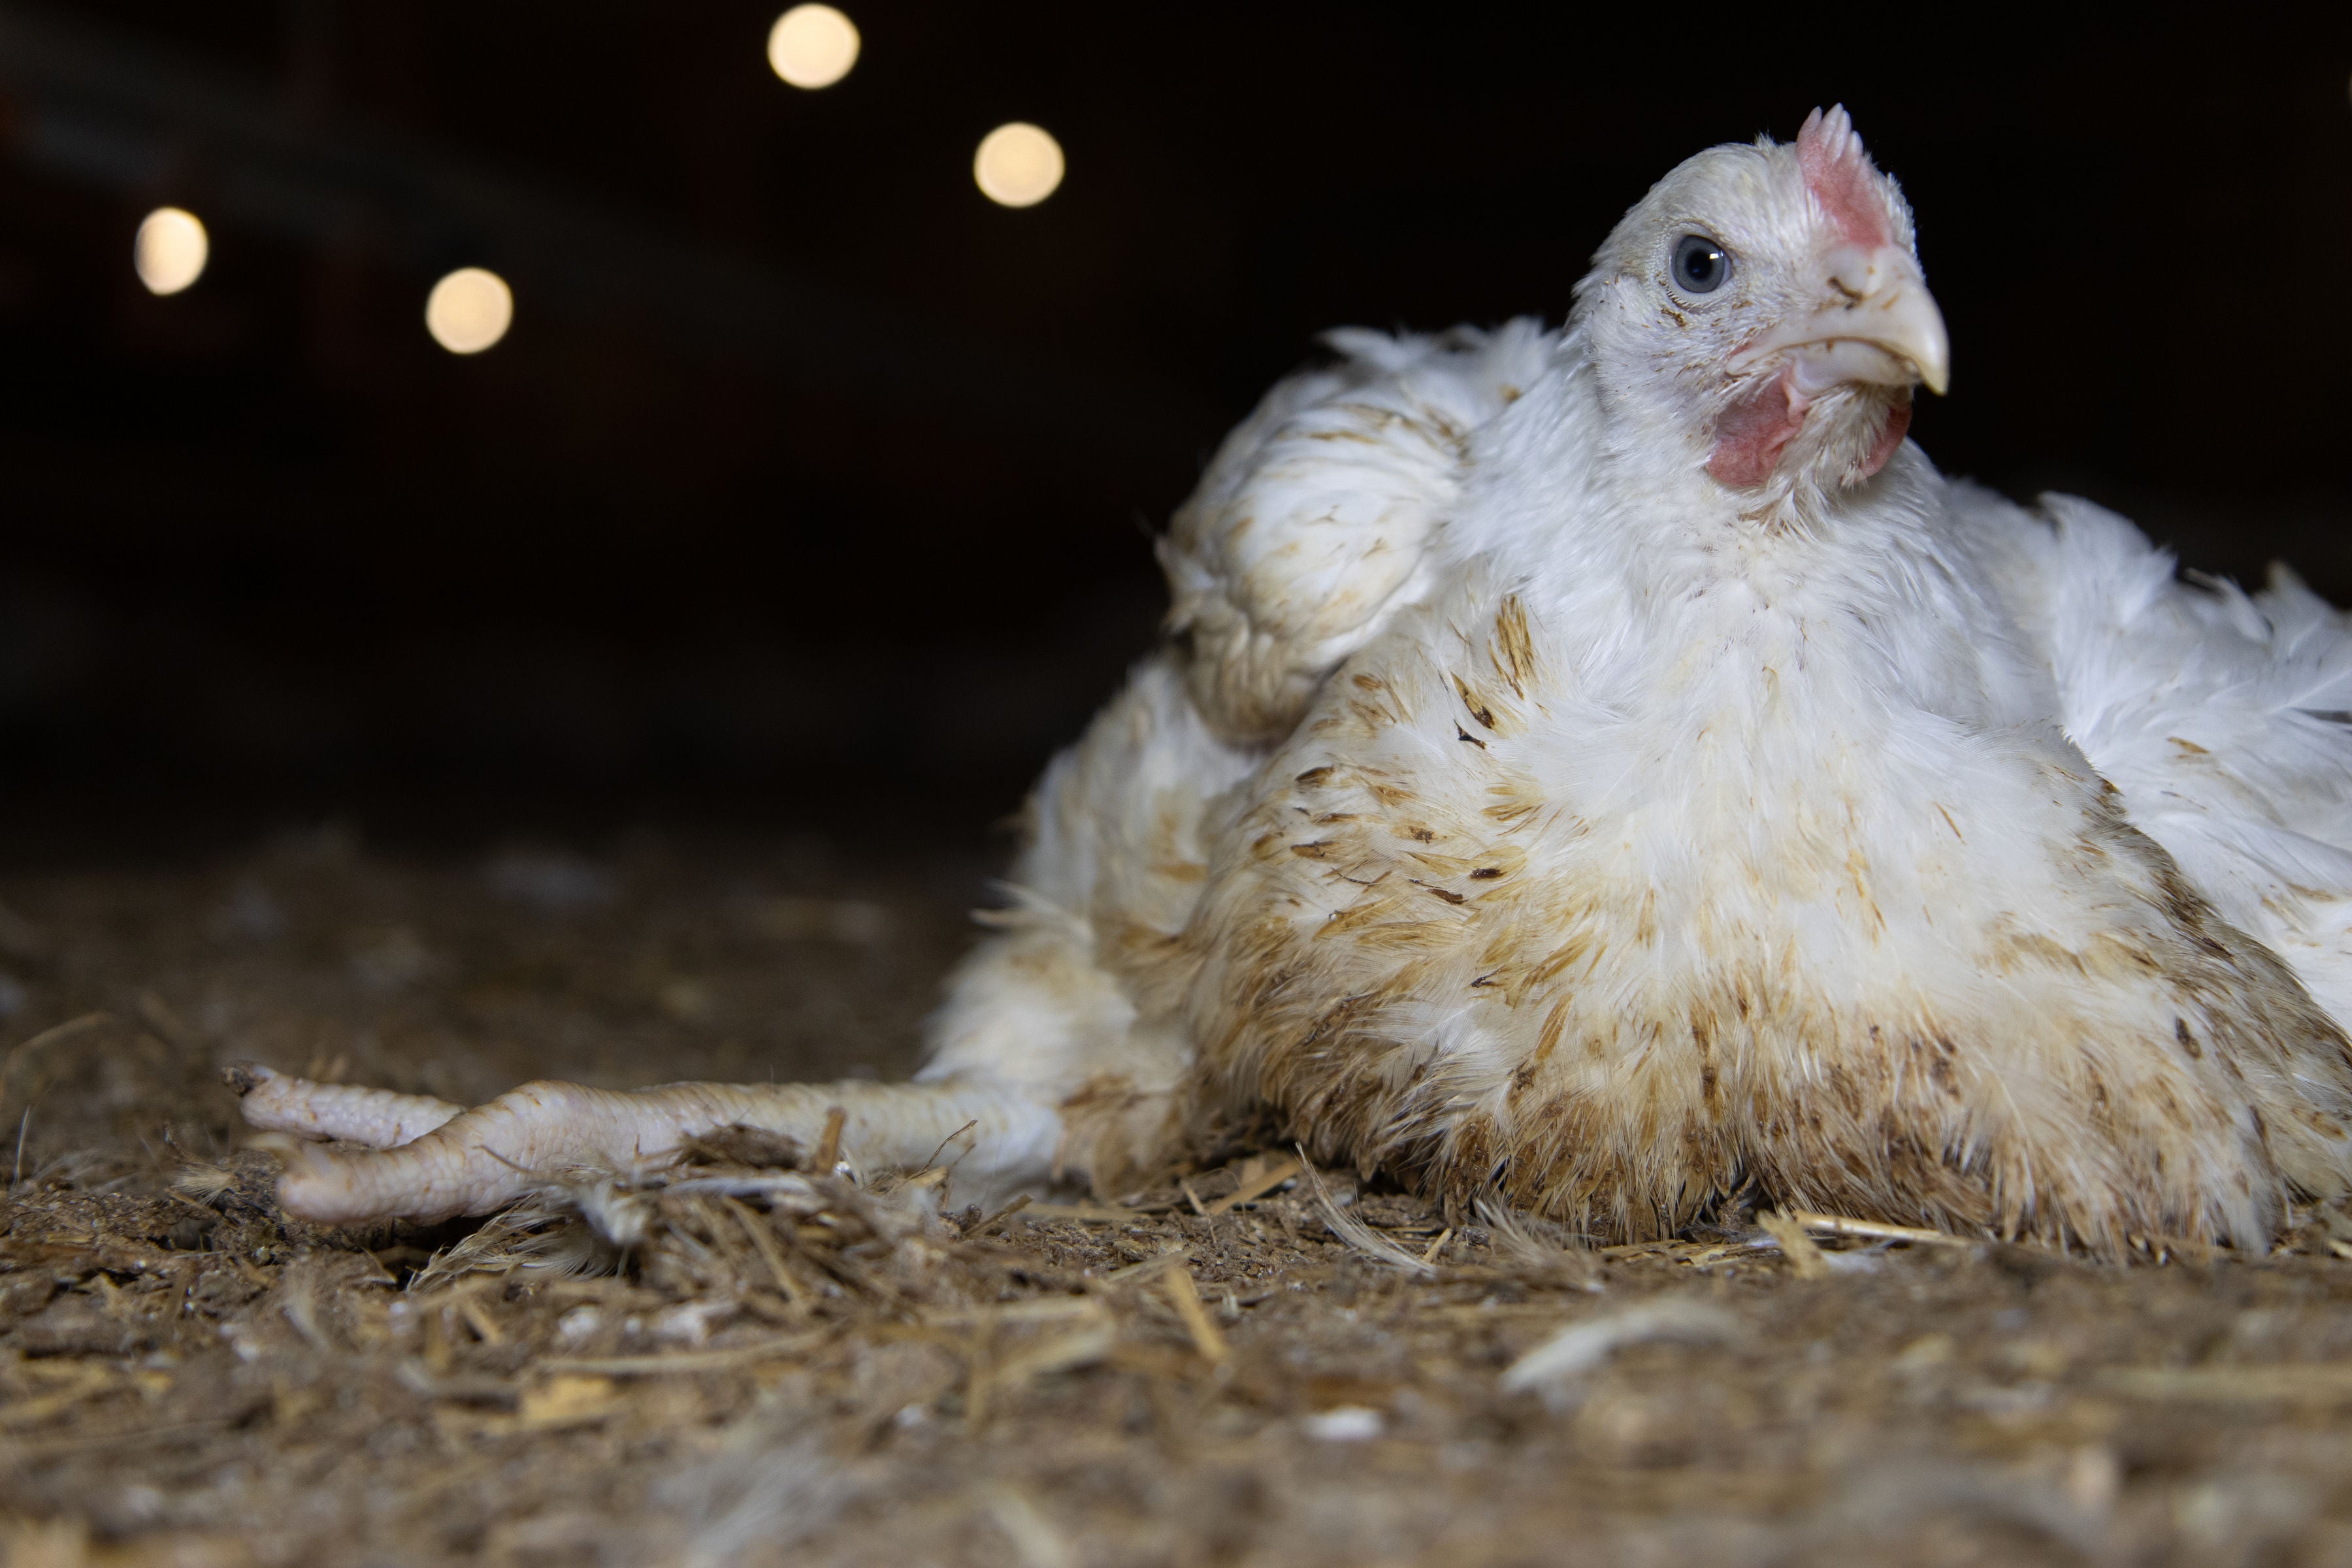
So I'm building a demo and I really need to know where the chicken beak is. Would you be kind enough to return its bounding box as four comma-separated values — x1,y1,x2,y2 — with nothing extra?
1727,244,1950,397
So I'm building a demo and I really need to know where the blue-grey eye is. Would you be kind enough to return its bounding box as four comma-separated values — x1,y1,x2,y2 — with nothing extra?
1671,234,1731,295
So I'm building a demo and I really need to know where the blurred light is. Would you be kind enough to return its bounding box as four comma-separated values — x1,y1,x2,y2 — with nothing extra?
973,123,1064,208
768,5,859,89
133,207,208,295
425,267,514,354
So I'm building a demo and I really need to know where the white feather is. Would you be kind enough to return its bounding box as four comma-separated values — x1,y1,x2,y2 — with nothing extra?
1158,320,1552,742
1959,489,2352,1024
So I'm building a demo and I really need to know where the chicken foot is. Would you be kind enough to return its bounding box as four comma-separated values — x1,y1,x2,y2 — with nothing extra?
226,1062,1062,1226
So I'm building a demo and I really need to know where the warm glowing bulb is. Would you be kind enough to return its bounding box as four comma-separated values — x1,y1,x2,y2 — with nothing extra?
973,123,1064,208
768,5,859,89
134,207,208,295
425,267,514,355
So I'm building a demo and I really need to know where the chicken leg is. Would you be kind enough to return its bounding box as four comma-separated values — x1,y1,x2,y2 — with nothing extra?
231,1062,1061,1224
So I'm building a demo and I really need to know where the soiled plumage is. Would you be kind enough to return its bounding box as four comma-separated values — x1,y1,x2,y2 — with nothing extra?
235,108,2352,1254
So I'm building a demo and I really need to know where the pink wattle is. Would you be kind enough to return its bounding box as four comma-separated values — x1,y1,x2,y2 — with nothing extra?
1857,398,1910,480
1706,370,1807,487
1707,375,1911,490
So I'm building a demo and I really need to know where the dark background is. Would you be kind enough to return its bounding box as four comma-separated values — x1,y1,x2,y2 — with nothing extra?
0,3,2346,858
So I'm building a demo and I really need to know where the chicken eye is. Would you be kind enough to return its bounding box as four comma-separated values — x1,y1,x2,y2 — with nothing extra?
1671,234,1731,295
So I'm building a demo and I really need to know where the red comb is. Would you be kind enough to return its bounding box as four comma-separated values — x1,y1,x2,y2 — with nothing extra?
1797,105,1890,249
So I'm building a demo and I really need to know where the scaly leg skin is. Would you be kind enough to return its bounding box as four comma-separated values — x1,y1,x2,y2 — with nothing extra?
228,1067,1062,1226
229,1064,463,1149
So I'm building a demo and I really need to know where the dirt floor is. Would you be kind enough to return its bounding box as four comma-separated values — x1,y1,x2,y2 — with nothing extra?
4,824,2352,1566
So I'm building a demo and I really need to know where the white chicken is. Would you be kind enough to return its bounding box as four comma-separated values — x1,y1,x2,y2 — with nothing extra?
234,108,2352,1254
